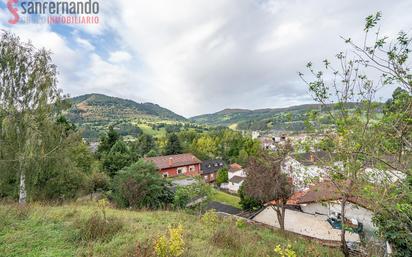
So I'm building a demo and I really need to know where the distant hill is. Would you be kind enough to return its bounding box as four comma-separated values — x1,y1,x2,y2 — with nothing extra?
190,103,362,131
67,93,186,123
65,94,187,139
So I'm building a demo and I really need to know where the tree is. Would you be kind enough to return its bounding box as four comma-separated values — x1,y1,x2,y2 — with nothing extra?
215,168,228,186
243,152,293,230
102,140,131,177
130,134,156,158
112,160,173,209
96,126,120,158
164,133,183,155
0,32,63,205
299,12,411,256
239,184,263,210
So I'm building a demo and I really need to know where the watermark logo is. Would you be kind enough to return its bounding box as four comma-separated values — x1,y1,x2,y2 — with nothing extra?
7,0,19,24
6,0,100,25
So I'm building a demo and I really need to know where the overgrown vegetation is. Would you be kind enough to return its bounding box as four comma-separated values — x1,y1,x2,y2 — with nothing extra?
0,203,343,257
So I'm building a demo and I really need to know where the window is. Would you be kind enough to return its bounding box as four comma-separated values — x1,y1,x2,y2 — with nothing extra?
219,163,223,166
214,163,218,167
163,173,168,178
189,165,195,172
177,168,183,174
211,174,214,178
204,175,208,179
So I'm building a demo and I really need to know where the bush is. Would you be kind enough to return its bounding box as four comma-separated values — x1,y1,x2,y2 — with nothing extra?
154,224,185,257
173,179,212,209
76,213,123,242
235,218,246,229
201,209,219,227
239,184,263,210
215,168,228,186
112,160,173,209
88,170,111,194
210,225,242,250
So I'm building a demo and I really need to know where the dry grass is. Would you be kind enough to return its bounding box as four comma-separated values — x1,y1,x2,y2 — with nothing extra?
0,201,343,257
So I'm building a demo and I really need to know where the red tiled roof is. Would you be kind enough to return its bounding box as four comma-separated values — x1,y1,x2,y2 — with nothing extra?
229,163,242,172
145,153,201,170
268,180,371,209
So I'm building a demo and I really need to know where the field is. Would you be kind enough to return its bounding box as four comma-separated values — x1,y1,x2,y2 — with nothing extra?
0,202,343,257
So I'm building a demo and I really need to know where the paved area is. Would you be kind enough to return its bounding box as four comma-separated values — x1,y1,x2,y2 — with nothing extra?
253,207,360,242
206,201,241,215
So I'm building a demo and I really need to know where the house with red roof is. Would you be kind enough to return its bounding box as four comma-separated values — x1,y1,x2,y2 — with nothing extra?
145,153,202,178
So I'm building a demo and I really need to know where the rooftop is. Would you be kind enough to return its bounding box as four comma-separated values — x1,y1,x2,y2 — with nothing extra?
145,153,201,170
229,163,243,172
201,159,226,174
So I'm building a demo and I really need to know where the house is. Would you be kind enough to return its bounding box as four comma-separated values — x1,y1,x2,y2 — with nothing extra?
201,159,226,183
227,163,246,193
267,180,375,233
282,152,331,190
145,153,201,178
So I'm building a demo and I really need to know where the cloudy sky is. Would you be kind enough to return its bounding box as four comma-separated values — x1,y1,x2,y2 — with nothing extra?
1,0,411,117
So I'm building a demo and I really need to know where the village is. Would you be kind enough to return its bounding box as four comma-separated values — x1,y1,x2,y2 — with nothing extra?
1,3,411,257
133,131,402,254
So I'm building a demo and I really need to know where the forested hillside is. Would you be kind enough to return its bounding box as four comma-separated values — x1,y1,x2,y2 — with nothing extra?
65,94,189,139
190,103,365,131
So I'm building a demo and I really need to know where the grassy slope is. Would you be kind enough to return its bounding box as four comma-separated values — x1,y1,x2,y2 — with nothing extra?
210,189,241,209
0,202,342,257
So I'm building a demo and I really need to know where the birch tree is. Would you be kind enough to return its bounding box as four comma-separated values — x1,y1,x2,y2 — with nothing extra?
0,31,62,205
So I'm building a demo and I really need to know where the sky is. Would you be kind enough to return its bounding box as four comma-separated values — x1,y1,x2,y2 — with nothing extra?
1,0,412,117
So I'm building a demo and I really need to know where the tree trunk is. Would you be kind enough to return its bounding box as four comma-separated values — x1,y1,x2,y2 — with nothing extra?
273,204,286,231
340,196,350,257
19,168,27,205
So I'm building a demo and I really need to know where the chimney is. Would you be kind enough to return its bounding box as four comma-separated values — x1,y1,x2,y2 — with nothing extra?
168,157,173,166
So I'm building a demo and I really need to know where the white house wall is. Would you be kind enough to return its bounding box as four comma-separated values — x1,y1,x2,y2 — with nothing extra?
300,202,375,232
228,169,246,180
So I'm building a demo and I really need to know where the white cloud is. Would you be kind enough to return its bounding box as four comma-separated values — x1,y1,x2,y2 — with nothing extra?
108,51,132,63
1,0,412,117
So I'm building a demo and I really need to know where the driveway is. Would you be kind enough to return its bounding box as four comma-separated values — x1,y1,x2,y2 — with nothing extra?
206,201,241,215
253,207,360,242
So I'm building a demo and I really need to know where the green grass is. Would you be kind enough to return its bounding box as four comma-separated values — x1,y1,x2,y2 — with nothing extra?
211,189,241,209
137,123,166,137
0,202,343,257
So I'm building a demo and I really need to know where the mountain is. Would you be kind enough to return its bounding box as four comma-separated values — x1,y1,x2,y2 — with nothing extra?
190,104,339,131
67,93,186,123
65,94,187,140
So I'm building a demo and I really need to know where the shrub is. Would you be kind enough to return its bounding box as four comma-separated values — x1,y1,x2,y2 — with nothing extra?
210,225,242,250
76,213,123,242
154,224,185,257
88,170,111,194
215,168,228,186
273,244,297,257
173,179,212,209
235,218,246,229
201,209,219,227
112,160,173,209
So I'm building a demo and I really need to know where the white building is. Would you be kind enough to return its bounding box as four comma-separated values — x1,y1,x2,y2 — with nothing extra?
227,163,246,193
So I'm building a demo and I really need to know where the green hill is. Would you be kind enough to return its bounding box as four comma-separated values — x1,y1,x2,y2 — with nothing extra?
0,202,342,257
190,103,365,132
65,94,187,140
67,93,186,123
190,104,324,131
